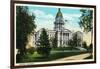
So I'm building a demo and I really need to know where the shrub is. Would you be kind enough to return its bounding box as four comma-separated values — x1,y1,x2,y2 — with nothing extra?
82,42,88,49
37,46,51,57
27,47,35,54
88,43,93,53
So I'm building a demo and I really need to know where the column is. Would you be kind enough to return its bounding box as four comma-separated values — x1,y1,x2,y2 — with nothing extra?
57,31,60,47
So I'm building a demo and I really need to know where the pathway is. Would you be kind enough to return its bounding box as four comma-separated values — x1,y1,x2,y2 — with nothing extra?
54,53,91,61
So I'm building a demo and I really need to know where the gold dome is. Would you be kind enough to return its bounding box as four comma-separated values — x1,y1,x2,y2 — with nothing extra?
56,8,63,18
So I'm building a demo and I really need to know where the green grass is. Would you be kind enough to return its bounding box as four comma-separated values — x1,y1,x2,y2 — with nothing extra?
17,47,87,63
18,50,87,63
52,47,80,51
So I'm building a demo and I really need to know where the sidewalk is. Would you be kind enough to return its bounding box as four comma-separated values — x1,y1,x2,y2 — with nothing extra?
54,53,91,61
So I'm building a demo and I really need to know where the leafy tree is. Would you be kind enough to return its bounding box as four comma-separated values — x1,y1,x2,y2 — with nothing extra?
37,28,51,57
69,33,81,50
73,33,81,47
68,39,74,50
79,9,93,43
16,6,36,57
79,9,93,54
73,33,78,47
52,31,58,48
68,34,77,50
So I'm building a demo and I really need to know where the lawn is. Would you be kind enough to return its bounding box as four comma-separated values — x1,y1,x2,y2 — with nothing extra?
52,47,80,51
18,48,87,63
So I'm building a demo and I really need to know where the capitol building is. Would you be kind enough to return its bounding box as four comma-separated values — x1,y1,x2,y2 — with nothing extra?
32,8,83,48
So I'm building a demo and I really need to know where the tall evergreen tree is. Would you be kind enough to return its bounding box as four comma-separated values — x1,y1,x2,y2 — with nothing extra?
52,31,58,48
37,28,51,57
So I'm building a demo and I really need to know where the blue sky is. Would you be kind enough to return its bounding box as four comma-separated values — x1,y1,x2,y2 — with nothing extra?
28,5,82,32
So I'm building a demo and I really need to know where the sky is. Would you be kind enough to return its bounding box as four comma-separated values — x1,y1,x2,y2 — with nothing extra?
28,6,82,32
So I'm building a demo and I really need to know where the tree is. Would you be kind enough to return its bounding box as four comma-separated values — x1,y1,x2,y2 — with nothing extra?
68,39,74,50
73,33,81,47
52,31,58,48
68,34,77,50
79,9,93,54
88,43,93,53
16,6,36,57
79,9,93,43
37,28,51,57
69,33,81,50
82,41,88,51
73,33,78,47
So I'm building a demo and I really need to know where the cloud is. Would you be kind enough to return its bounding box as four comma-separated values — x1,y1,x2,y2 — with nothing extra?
35,19,54,31
31,9,54,31
33,9,54,20
33,10,45,16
